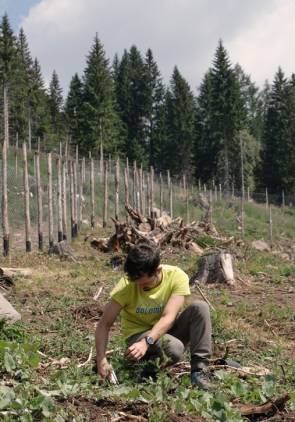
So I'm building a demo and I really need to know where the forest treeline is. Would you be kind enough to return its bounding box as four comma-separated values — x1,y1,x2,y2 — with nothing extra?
1,13,295,194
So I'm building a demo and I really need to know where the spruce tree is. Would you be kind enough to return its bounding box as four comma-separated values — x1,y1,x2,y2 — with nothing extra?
195,41,246,190
48,70,64,142
143,48,166,168
114,46,148,163
81,34,120,154
12,28,34,142
65,73,83,145
29,58,51,142
0,14,17,144
164,66,195,176
260,68,295,193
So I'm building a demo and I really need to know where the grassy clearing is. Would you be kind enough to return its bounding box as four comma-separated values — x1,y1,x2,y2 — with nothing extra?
0,200,295,421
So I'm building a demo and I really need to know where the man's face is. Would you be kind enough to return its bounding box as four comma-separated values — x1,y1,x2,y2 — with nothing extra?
131,267,162,291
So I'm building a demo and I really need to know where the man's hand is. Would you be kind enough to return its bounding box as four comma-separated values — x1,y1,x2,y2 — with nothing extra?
125,339,148,361
97,357,113,379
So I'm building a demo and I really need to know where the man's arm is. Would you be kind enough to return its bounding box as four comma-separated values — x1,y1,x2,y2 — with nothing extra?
95,299,122,378
126,295,185,361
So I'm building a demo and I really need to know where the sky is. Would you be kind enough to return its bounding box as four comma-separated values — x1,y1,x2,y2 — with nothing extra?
1,0,295,95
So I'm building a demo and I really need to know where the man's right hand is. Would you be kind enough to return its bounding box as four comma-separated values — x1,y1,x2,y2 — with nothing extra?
97,357,113,379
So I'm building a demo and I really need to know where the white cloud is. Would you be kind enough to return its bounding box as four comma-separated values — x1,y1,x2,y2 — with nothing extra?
21,0,279,94
228,0,295,86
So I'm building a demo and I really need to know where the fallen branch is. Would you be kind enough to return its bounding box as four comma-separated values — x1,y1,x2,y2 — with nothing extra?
93,287,103,301
264,319,278,337
77,347,93,368
237,394,290,417
117,412,148,422
194,283,216,312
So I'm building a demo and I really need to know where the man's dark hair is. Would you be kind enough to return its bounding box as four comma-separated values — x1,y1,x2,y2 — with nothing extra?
124,241,160,281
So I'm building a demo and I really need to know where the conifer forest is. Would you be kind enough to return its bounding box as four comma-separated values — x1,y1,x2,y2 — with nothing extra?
1,13,295,197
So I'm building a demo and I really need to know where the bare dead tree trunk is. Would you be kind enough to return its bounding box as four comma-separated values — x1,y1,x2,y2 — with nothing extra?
57,157,63,242
160,172,163,215
69,161,75,238
150,166,154,217
139,165,143,214
47,152,54,249
186,183,189,224
62,160,68,240
35,152,43,250
103,161,108,227
147,172,151,217
133,161,137,208
78,160,83,225
15,133,18,179
115,158,119,220
269,205,273,247
240,133,245,237
2,137,9,256
167,170,173,218
73,161,78,236
4,84,9,149
28,110,32,151
100,142,103,183
90,157,95,229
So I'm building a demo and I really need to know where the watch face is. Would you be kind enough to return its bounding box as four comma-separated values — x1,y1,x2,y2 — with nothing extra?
146,336,155,345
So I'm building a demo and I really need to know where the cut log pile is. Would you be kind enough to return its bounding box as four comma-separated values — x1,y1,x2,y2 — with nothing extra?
85,204,232,255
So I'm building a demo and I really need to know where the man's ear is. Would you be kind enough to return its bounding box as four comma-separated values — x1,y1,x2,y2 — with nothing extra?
156,266,162,275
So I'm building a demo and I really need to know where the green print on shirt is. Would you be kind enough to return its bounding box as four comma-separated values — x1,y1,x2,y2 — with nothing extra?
136,305,163,314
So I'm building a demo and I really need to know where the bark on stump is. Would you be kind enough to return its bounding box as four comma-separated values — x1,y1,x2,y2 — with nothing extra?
190,252,235,286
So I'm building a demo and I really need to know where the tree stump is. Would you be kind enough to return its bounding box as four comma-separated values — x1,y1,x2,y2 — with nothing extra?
190,252,235,286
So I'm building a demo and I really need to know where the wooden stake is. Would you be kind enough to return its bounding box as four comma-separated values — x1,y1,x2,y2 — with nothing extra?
56,157,62,242
90,157,95,229
219,184,222,201
209,190,213,226
282,190,285,208
133,162,137,208
78,160,83,225
139,165,143,214
62,160,68,240
2,137,9,256
265,187,269,212
159,172,163,215
115,158,119,220
82,157,86,184
73,161,78,236
147,173,151,217
23,142,32,252
150,166,154,217
100,142,103,183
247,186,250,202
167,170,173,218
15,133,18,179
35,152,43,250
269,205,273,247
103,161,108,227
124,166,129,206
3,84,9,149
186,184,189,224
28,112,32,151
47,152,54,248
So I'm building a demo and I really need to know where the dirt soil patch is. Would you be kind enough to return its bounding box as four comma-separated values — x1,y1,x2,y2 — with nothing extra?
72,302,103,320
60,397,207,421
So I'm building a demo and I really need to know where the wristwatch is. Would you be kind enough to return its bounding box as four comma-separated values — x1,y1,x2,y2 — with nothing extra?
145,336,155,346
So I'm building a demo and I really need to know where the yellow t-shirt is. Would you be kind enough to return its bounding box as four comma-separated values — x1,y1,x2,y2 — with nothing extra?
110,265,190,339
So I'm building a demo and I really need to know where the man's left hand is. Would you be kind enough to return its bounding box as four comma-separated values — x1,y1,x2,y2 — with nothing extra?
125,339,148,361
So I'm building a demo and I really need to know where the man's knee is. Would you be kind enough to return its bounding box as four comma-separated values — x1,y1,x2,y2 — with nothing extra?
161,334,184,363
188,301,210,317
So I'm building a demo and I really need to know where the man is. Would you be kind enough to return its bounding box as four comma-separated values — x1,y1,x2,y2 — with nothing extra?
95,242,212,389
